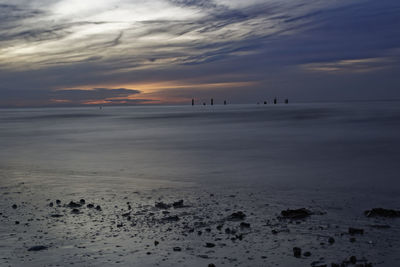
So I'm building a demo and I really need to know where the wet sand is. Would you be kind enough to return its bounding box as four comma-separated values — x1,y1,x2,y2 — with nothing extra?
1,178,399,267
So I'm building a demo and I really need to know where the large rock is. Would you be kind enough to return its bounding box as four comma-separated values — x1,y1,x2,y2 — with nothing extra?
28,245,48,251
227,211,246,221
67,201,82,208
364,208,400,218
280,208,312,219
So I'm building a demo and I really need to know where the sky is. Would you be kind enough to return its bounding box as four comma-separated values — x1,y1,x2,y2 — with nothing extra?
0,0,399,107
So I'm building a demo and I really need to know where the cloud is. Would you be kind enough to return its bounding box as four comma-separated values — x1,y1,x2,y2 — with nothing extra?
49,87,150,106
1,0,400,106
300,57,396,73
0,87,145,107
0,0,326,70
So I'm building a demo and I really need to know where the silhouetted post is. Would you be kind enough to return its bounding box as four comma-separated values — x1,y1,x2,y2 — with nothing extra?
191,99,194,106
264,101,267,105
224,100,227,105
285,99,289,104
211,98,214,105
274,98,277,104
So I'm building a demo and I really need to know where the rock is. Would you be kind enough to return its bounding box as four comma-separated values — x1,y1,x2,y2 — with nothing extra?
87,204,94,208
205,243,215,248
227,211,246,221
155,202,170,209
162,215,180,222
122,212,131,217
12,204,17,209
303,251,311,257
15,221,20,225
56,200,61,205
208,264,216,267
172,200,184,208
240,222,251,228
236,234,243,240
67,201,82,208
79,199,86,204
28,245,48,251
96,205,102,211
173,247,181,251
364,208,400,218
154,241,159,246
349,256,357,264
293,247,301,258
50,214,63,218
328,237,335,244
281,208,312,219
49,202,54,207
348,227,364,235
71,208,80,214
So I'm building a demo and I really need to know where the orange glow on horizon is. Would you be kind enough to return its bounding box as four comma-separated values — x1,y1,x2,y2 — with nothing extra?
52,80,258,105
57,81,257,93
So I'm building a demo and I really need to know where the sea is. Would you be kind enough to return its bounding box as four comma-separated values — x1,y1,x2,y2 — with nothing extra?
1,101,399,195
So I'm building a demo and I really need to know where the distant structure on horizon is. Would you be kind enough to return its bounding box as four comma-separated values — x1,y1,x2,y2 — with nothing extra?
190,98,287,106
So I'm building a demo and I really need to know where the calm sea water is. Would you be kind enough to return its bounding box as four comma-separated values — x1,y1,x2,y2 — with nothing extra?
1,102,400,193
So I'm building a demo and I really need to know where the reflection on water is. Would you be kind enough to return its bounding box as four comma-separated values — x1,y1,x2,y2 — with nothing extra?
1,102,400,193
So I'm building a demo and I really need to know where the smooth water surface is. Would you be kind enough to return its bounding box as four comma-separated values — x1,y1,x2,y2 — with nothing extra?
1,102,400,193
